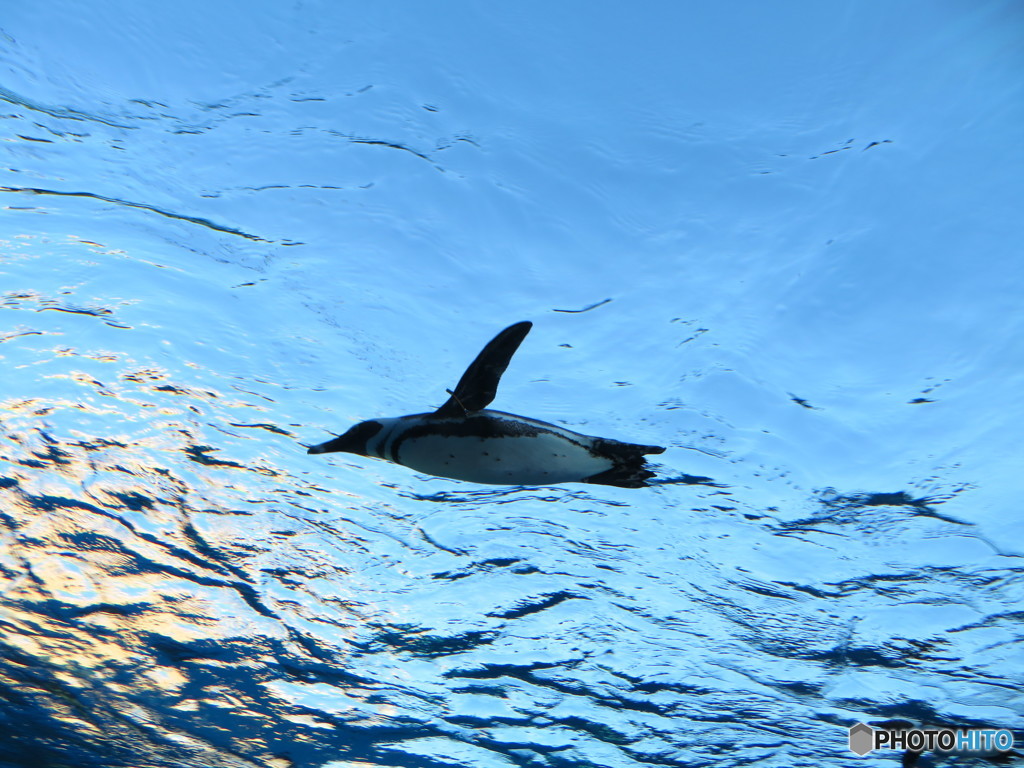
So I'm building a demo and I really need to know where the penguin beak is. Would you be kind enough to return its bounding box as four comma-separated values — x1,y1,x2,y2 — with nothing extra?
307,439,338,454
307,420,382,456
307,432,362,454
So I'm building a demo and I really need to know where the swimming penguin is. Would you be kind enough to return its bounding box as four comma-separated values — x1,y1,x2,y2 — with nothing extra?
307,321,665,488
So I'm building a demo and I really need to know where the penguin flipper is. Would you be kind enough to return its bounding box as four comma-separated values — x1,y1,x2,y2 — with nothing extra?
433,321,533,417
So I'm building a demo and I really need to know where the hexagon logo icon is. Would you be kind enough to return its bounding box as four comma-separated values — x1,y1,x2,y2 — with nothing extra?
849,722,875,755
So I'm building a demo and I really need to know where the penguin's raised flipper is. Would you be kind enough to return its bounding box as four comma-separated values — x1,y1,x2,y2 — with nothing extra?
433,321,533,417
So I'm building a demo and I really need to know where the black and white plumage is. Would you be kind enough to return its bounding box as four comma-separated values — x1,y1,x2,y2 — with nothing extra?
307,321,665,488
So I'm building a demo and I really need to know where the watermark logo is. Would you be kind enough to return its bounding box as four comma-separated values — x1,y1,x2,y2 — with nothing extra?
848,723,874,756
848,722,1015,756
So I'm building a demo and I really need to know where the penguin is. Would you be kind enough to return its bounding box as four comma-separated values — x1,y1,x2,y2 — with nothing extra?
307,321,665,488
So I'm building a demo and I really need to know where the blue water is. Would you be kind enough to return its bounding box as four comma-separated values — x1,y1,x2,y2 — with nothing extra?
2,3,1022,767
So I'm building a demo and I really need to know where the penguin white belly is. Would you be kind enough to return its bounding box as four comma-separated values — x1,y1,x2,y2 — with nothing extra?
396,429,613,485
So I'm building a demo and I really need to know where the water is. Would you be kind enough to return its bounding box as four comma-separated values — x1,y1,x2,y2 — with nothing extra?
2,2,1022,767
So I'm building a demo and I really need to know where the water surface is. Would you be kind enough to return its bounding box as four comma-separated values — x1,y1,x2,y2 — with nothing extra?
2,3,1022,767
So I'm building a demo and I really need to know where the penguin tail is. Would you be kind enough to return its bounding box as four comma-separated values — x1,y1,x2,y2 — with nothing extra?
582,440,665,489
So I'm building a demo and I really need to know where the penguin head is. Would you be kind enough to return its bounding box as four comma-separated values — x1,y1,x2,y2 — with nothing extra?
308,420,383,456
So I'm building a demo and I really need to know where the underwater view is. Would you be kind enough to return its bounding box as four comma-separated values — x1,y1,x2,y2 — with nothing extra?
2,2,1022,767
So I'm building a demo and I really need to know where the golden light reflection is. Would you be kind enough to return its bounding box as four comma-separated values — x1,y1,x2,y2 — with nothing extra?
1,351,404,766
142,665,188,691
